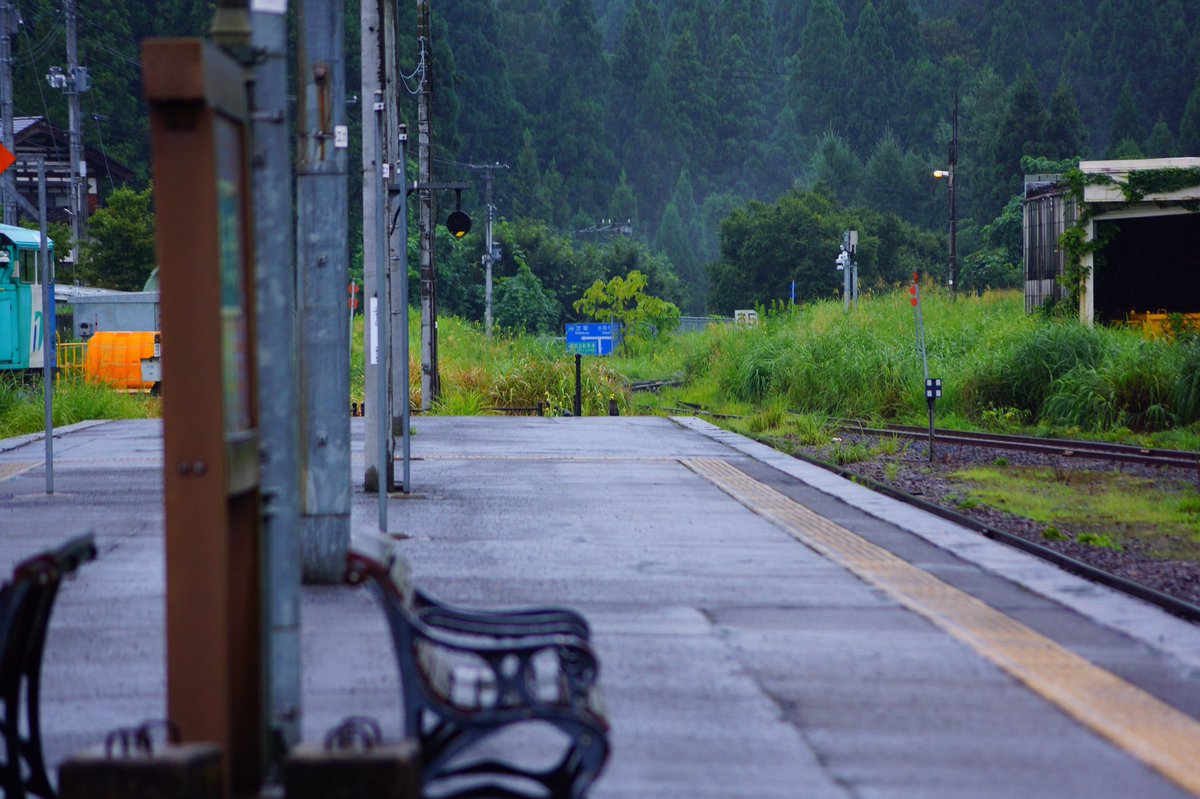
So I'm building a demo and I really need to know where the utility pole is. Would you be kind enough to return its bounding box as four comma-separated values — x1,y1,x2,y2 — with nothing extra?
465,162,508,339
0,0,15,226
416,1,438,409
362,0,396,494
250,0,302,762
64,0,84,261
296,0,350,583
948,91,958,299
484,168,494,338
45,0,87,259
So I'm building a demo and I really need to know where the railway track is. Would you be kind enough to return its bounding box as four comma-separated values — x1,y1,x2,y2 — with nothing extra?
837,421,1200,471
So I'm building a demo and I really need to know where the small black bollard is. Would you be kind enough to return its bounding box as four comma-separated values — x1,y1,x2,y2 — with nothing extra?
609,398,619,416
574,353,583,417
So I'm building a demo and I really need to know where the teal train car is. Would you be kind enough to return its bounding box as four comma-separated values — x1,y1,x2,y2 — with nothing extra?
0,223,53,371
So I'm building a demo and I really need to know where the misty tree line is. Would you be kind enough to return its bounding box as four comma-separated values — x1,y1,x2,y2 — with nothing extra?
10,0,1200,320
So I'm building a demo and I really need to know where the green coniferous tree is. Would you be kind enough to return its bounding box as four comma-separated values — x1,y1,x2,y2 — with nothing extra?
442,0,526,162
512,130,544,220
845,2,894,154
1145,115,1176,158
1178,76,1200,156
714,33,766,185
808,130,864,206
1044,82,1085,159
656,200,703,315
609,171,639,231
1107,80,1144,158
788,0,849,135
986,68,1045,215
878,0,923,65
665,29,719,179
499,0,554,119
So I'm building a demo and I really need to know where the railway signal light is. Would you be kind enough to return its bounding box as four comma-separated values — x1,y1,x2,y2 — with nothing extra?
446,189,471,238
446,210,471,238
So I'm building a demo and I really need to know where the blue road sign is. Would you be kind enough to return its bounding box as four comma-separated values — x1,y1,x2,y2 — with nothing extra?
565,323,620,356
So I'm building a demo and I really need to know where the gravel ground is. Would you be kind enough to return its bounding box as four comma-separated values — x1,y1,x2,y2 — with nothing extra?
781,432,1200,608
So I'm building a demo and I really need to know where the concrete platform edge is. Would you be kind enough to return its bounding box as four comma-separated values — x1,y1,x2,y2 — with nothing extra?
672,415,1200,671
0,420,114,454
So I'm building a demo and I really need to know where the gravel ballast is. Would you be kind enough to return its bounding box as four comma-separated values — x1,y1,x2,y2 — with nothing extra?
784,432,1200,608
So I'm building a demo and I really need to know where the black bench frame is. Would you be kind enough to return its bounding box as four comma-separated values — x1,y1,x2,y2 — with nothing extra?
345,538,609,799
0,534,97,799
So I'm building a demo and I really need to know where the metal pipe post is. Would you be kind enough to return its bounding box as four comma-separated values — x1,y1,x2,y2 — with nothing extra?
373,94,390,531
39,158,52,493
0,0,15,226
395,128,411,493
296,0,350,583
250,1,302,763
948,92,958,298
574,354,582,417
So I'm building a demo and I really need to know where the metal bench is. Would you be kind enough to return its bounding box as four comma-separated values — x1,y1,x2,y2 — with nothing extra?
345,536,609,799
0,533,97,799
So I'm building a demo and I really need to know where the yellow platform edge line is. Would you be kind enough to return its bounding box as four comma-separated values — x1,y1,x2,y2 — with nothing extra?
681,458,1200,797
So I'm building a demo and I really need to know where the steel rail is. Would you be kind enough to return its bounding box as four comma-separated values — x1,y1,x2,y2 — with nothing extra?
839,423,1200,471
777,444,1200,625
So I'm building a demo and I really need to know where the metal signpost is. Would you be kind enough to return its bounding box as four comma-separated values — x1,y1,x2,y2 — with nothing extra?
909,272,940,462
566,323,620,356
144,39,266,794
837,229,859,311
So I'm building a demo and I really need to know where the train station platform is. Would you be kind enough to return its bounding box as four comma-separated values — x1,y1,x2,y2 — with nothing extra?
2,415,1200,798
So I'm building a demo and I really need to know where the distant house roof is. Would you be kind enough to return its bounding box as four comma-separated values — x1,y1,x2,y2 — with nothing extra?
12,116,134,184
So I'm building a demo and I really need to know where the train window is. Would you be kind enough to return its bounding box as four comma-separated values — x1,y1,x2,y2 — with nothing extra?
19,250,37,284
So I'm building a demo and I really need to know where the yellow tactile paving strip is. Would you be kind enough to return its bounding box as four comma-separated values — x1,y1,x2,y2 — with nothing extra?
683,457,1200,796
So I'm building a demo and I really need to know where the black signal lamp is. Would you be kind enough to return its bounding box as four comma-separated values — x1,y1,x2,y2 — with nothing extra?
446,189,471,238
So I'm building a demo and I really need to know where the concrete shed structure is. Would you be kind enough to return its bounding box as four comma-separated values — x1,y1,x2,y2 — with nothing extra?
1023,157,1200,325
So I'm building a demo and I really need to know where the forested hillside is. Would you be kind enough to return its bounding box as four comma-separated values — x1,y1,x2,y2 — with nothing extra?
9,0,1200,319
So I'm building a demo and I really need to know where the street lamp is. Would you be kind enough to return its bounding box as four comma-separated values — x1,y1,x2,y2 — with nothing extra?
933,93,959,298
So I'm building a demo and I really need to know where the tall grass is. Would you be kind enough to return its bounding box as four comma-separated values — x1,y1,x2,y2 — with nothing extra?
658,288,1200,439
354,311,632,416
0,376,159,438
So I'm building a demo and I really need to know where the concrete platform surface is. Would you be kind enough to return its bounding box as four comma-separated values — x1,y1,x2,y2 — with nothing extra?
1,415,1199,798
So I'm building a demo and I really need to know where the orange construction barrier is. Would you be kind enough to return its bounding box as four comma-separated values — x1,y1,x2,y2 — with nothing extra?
84,331,159,391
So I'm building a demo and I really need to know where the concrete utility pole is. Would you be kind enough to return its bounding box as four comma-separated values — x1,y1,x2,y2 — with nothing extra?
362,0,400,494
64,0,84,261
0,0,16,225
296,0,351,583
465,162,508,339
483,168,495,338
249,0,302,761
417,0,439,410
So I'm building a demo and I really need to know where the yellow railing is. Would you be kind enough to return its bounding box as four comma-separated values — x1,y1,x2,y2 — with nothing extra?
56,340,87,381
1122,311,1200,339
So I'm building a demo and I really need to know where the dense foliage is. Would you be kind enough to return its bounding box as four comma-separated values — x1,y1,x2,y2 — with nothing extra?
11,0,1200,319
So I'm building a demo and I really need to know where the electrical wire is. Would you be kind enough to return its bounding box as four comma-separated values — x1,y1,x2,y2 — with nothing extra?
86,90,114,193
18,6,64,161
